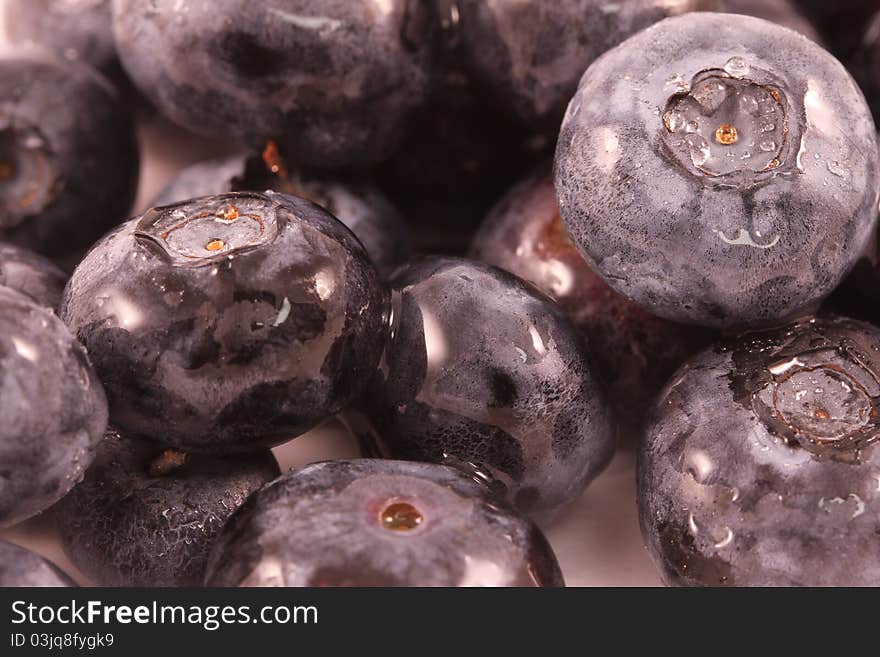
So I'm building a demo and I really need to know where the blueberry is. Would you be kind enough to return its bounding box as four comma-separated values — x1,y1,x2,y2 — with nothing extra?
4,0,130,93
0,241,67,310
152,153,412,278
0,540,75,587
639,316,880,586
0,55,139,259
205,459,563,586
57,430,279,586
112,0,437,169
449,0,713,128
0,286,108,528
375,68,549,254
554,13,880,328
470,168,714,434
357,257,615,515
60,191,389,452
722,0,821,42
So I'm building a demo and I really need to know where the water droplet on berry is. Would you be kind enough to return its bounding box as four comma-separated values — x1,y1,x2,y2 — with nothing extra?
826,160,846,177
715,123,738,145
380,501,423,532
723,56,749,78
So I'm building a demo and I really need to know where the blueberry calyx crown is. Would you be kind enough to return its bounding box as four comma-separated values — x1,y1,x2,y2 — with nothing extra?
662,59,795,187
0,112,62,227
135,192,280,266
729,320,880,458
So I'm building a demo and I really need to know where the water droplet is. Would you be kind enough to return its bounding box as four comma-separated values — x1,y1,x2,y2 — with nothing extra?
686,135,710,167
666,73,686,91
664,109,683,132
759,140,777,152
724,56,749,77
715,123,738,145
826,160,846,177
380,501,423,531
738,92,760,115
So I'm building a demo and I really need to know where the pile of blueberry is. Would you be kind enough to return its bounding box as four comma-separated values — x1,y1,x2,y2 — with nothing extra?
2,0,880,588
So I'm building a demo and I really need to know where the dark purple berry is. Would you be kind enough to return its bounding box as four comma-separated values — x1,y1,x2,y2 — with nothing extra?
153,153,411,278
58,430,279,586
470,168,714,434
205,459,564,587
0,540,76,587
0,240,67,309
450,0,713,128
554,13,879,328
0,286,107,528
112,0,437,169
639,316,880,586
359,256,615,515
4,0,131,93
60,191,389,452
0,55,139,259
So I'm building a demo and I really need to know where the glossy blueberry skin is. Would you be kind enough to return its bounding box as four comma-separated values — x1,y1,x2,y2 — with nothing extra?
0,286,108,528
470,169,714,435
4,0,129,92
639,316,880,586
0,241,67,310
0,56,139,259
112,0,436,169
205,459,564,587
60,191,390,453
722,0,821,42
0,540,76,587
554,13,880,328
449,0,714,128
360,257,615,516
58,430,280,587
153,155,411,278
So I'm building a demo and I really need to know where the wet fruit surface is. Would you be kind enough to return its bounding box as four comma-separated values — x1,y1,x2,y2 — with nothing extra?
205,459,564,587
0,240,67,309
57,430,279,586
554,13,880,327
639,316,880,586
112,0,436,168
661,66,789,178
0,56,138,258
0,539,75,587
451,0,711,127
60,191,389,452
152,154,411,278
0,286,108,528
358,256,615,515
470,168,715,434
